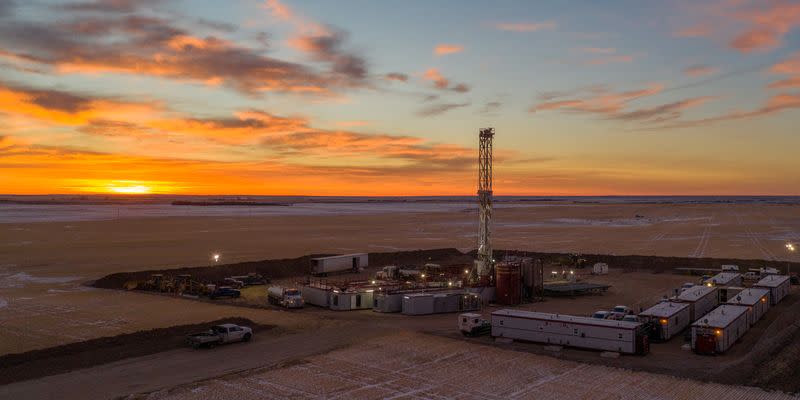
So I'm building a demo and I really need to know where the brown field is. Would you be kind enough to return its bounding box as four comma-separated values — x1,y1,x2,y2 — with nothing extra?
1,202,800,399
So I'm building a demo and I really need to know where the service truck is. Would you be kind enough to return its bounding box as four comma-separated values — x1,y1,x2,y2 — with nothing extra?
185,324,253,349
267,286,304,308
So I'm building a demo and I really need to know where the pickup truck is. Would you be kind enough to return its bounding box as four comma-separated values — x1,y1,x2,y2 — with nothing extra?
459,313,491,337
209,286,241,299
186,324,253,348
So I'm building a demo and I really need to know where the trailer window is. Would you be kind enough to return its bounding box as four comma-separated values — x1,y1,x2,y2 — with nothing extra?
618,333,623,339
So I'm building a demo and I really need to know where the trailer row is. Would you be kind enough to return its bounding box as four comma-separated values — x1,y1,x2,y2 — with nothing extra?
298,283,482,314
485,275,791,356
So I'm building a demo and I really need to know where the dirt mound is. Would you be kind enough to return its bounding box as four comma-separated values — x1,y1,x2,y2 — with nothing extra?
0,317,273,385
93,248,800,291
93,248,471,289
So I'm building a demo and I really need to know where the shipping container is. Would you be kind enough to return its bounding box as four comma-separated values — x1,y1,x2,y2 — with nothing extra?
401,291,481,315
675,286,718,320
754,275,791,305
592,263,609,275
638,301,691,341
299,284,332,307
691,305,749,354
329,290,374,311
310,253,368,276
725,288,770,326
373,292,404,313
704,272,742,287
491,309,648,354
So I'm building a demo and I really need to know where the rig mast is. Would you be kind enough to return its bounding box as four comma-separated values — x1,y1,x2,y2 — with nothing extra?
475,127,494,284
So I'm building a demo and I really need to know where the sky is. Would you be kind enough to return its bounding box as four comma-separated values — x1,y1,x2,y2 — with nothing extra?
0,0,799,196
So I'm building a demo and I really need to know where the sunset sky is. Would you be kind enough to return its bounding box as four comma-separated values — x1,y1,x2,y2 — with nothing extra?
1,0,799,195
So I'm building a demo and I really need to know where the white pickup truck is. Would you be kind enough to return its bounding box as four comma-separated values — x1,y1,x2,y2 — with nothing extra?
186,324,253,349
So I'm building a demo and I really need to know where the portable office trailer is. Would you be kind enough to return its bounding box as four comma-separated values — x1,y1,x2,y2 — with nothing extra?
691,305,749,354
310,253,368,276
401,291,481,315
705,272,742,287
725,288,770,326
373,292,404,313
329,290,374,311
491,309,648,355
638,301,691,341
676,286,718,320
754,275,791,305
299,284,331,307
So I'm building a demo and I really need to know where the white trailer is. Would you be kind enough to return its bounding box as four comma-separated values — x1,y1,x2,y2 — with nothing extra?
725,288,770,326
691,305,749,354
491,309,648,355
638,301,691,341
704,272,742,287
373,292,404,313
310,253,368,276
676,286,718,321
754,275,791,305
330,290,374,311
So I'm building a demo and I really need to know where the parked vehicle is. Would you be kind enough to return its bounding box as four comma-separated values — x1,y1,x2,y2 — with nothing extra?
459,313,491,337
622,314,639,323
608,305,633,320
186,324,253,349
592,310,611,319
267,286,304,308
721,264,740,272
209,286,241,299
743,271,760,281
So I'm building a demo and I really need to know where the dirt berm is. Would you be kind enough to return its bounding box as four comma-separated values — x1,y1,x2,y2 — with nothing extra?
0,317,274,385
93,248,800,290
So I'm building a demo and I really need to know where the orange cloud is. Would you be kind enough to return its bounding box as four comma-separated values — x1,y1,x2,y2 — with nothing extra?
422,68,470,93
649,92,800,130
531,84,664,116
434,44,464,56
676,1,800,53
768,52,800,88
493,22,557,32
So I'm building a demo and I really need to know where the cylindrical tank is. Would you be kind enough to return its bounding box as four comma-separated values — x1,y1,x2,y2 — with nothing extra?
495,263,521,305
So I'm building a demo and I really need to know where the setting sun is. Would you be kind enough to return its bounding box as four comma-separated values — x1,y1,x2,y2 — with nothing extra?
108,184,151,194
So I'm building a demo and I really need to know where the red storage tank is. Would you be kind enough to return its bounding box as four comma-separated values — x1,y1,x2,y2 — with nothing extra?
495,263,521,305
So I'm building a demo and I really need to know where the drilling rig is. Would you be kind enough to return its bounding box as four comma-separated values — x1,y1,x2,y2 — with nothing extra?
473,127,494,285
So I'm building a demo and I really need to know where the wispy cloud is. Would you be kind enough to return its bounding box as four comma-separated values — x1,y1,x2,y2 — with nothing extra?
493,21,557,32
768,52,800,88
434,44,464,56
675,0,800,53
684,64,720,77
422,68,470,93
416,102,470,117
384,72,409,82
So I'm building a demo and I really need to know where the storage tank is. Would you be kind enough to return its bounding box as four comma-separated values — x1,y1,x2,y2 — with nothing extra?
495,263,521,305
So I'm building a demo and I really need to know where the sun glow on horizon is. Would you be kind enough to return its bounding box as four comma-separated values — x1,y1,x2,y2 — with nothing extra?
108,184,151,194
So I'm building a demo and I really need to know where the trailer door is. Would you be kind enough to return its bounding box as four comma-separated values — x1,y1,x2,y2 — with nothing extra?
352,256,360,271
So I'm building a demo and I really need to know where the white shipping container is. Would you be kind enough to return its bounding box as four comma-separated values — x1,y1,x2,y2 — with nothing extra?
691,305,749,354
705,272,742,287
491,309,648,354
402,293,435,315
725,288,770,326
310,253,368,275
330,290,374,311
676,286,718,321
401,291,480,315
639,301,691,341
754,275,791,305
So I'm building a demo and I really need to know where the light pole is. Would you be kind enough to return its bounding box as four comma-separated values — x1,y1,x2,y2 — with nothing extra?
786,243,795,275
